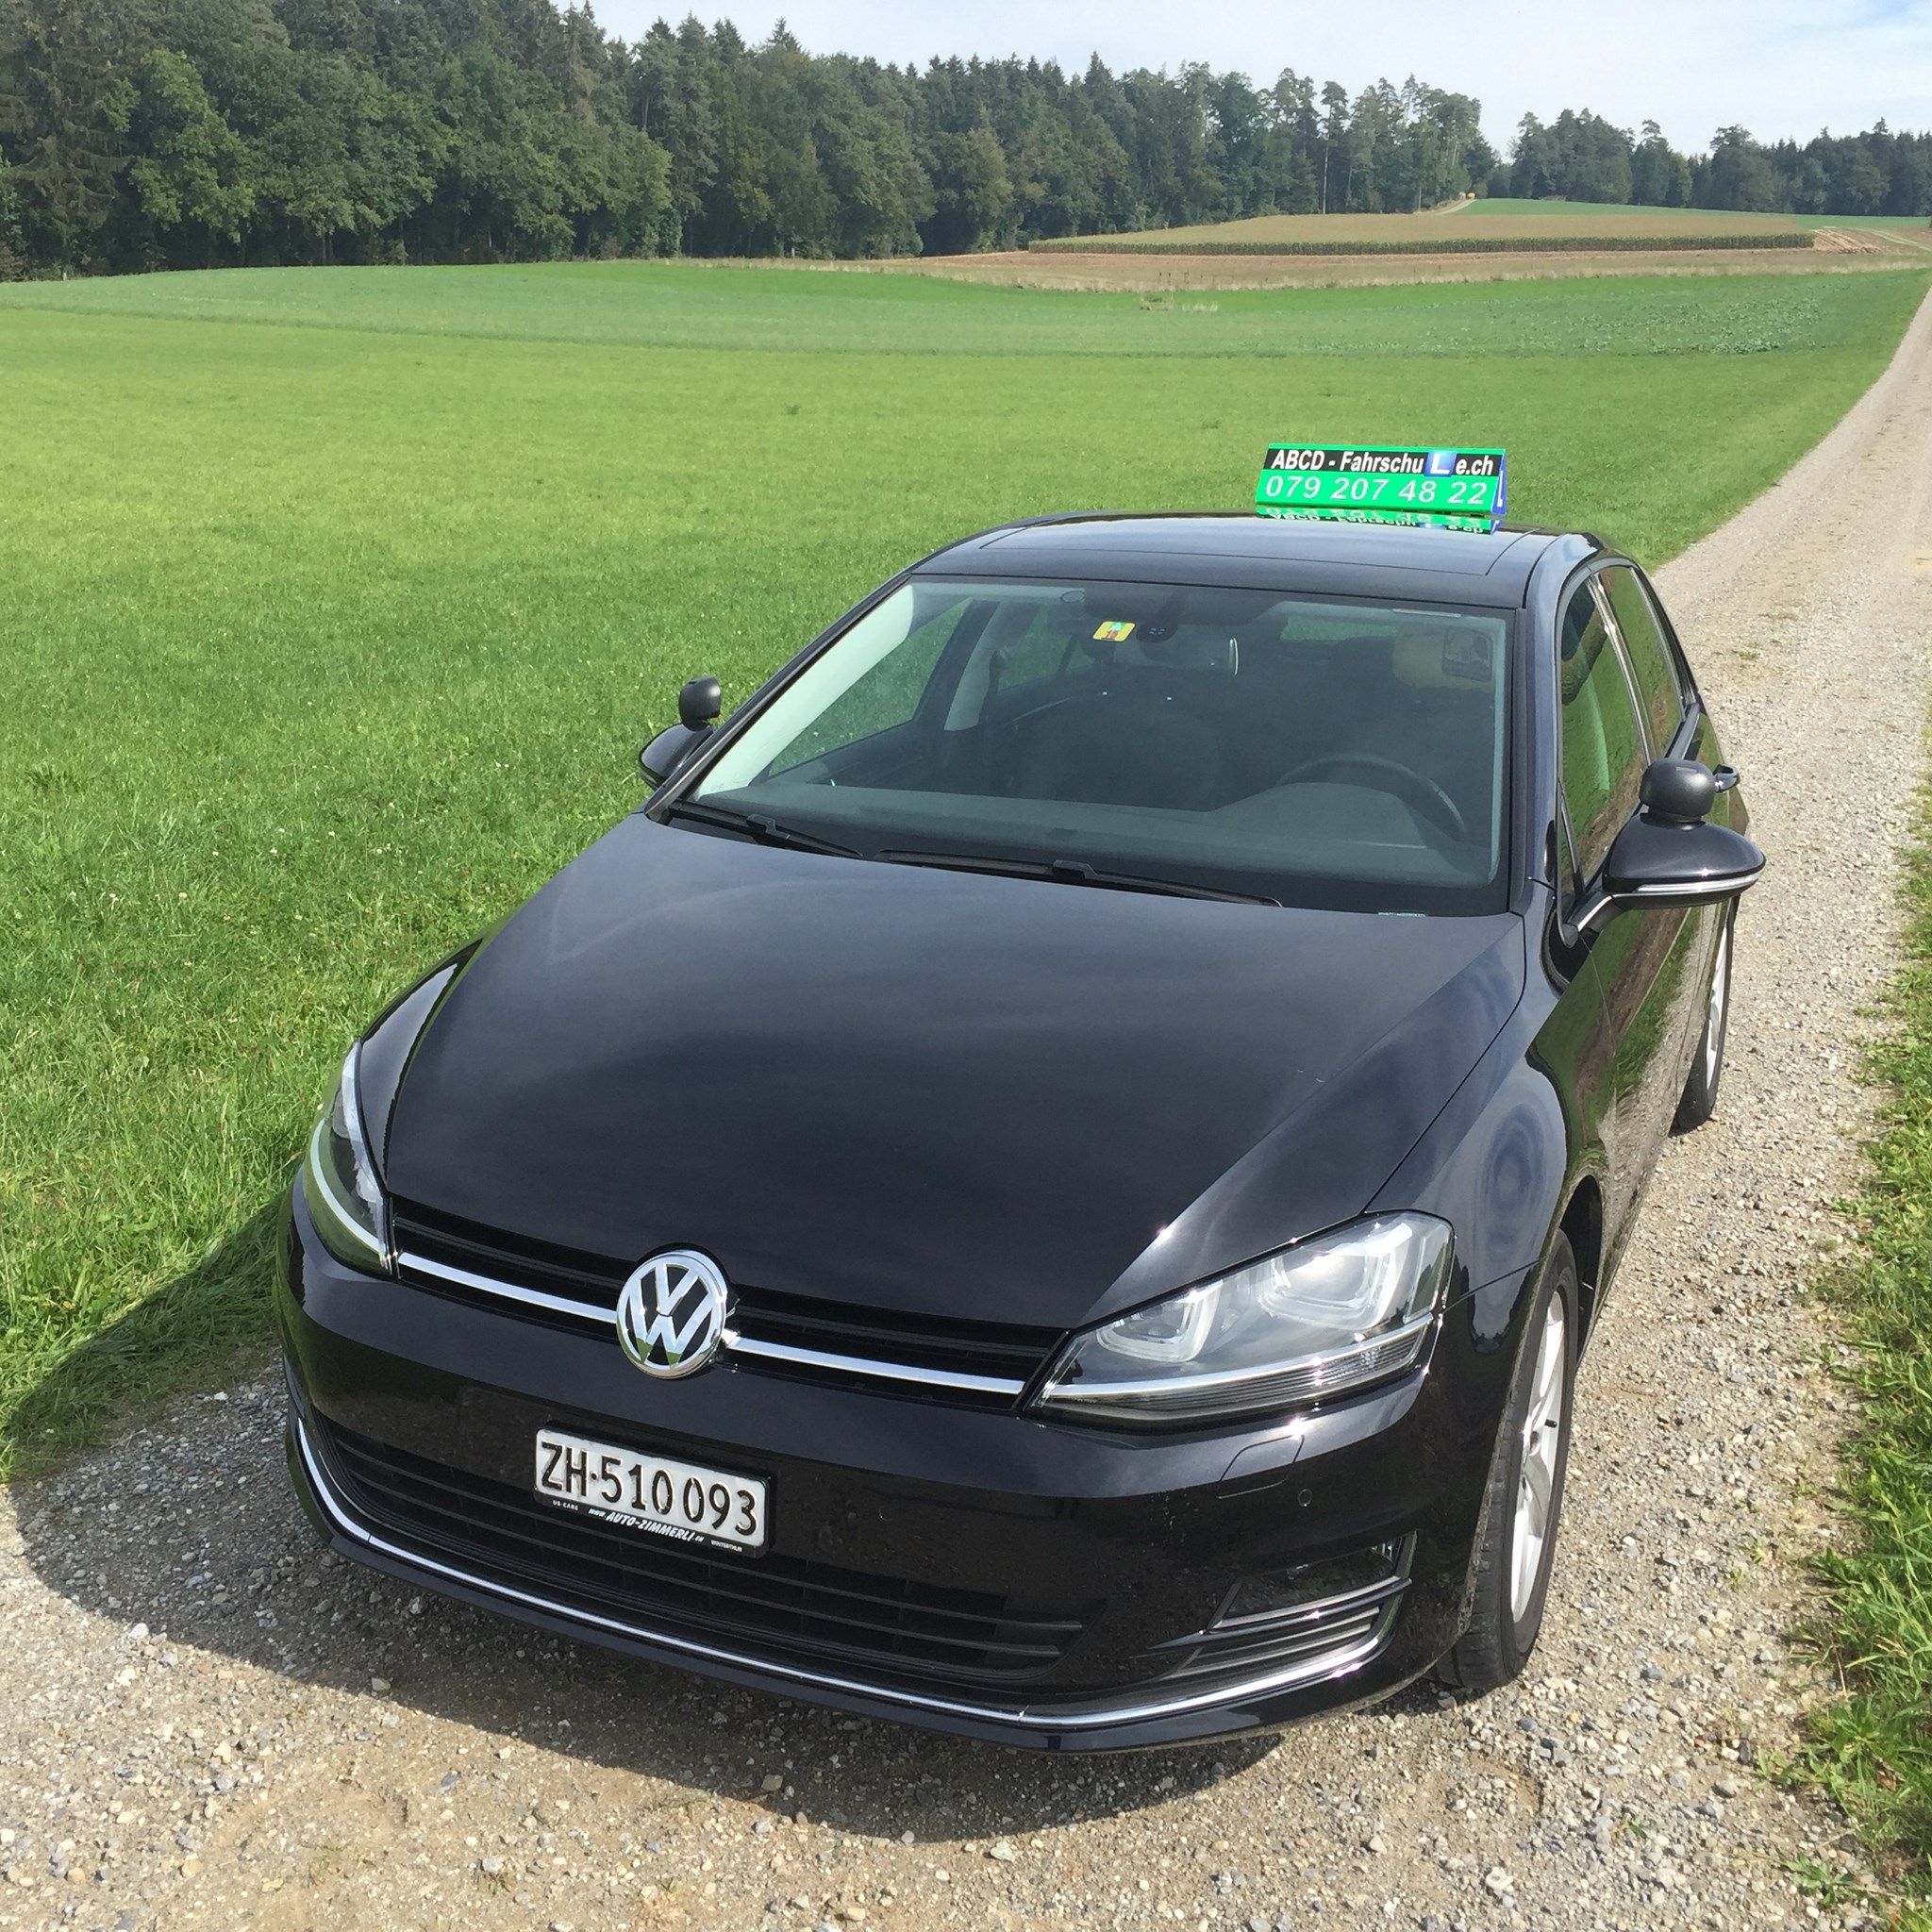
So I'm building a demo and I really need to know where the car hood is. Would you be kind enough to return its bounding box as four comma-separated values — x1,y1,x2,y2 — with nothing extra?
385,817,1524,1330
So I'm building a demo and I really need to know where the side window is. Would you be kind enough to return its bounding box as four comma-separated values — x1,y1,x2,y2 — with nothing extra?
1599,565,1685,751
1558,580,1647,883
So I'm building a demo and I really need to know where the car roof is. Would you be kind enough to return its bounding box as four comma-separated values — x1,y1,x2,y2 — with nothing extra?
912,512,1598,609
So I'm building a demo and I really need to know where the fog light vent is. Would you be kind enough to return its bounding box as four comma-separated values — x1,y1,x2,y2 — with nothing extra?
1151,1534,1415,1683
1221,1539,1406,1625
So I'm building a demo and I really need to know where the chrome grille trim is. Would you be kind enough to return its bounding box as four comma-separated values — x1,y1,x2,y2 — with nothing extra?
395,1250,1029,1396
722,1329,1026,1397
399,1251,615,1325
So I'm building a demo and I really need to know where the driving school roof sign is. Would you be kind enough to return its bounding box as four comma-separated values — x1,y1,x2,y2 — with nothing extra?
1255,445,1507,533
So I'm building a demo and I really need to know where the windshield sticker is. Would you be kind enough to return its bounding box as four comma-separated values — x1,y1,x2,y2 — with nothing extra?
1092,621,1135,642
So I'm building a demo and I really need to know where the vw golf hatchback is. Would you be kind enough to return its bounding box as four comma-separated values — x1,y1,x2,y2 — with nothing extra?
281,513,1760,1748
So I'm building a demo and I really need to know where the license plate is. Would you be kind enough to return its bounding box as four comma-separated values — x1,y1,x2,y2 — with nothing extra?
534,1428,768,1552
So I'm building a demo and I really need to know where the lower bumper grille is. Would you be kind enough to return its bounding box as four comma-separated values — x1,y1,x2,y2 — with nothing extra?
308,1416,1091,1690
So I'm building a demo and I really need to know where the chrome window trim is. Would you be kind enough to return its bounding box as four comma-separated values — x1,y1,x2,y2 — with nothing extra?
393,1252,1030,1397
293,1413,1390,1730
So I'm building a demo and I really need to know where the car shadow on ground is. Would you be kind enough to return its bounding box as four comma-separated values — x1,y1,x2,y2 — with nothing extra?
8,1257,1446,1839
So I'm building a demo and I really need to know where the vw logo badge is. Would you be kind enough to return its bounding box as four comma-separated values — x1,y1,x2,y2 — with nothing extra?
614,1249,730,1378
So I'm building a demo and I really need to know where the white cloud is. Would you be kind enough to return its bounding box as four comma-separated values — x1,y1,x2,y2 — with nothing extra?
583,0,1932,151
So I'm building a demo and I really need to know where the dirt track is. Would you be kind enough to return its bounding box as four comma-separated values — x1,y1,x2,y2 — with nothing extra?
4,288,1932,1932
880,244,1929,293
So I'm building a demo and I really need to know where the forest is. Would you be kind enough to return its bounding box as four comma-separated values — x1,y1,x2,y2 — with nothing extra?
1,0,1927,275
1505,108,1932,222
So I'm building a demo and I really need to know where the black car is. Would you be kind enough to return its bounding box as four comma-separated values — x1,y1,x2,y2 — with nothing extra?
280,513,1761,1750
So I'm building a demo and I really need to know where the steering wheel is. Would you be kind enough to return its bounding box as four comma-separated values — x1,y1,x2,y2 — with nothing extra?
1275,753,1469,841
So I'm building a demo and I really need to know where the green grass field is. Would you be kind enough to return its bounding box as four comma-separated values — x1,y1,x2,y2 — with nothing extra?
1792,213,1932,230
1471,199,1930,232
0,262,1925,1474
0,259,1908,356
1471,198,1798,223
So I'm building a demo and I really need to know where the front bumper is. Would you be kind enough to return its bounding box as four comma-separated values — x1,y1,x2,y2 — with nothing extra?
278,1187,1526,1750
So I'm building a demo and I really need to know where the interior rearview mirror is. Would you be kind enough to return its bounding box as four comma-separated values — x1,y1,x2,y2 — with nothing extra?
639,675,724,788
1576,758,1763,930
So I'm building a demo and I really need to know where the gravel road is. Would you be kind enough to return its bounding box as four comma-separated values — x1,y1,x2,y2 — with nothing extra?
7,288,1932,1932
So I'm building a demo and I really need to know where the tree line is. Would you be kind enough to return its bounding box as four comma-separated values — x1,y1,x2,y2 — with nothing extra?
1505,108,1932,218
0,1,1925,276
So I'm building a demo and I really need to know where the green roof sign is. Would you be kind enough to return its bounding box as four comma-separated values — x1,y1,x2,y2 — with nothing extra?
1255,445,1507,533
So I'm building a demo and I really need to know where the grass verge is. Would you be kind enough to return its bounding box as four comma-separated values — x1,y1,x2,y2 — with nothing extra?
1790,782,1932,1920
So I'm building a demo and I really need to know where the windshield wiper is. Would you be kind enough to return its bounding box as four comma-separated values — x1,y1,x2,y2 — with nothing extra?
659,800,859,858
876,850,1278,907
661,808,1274,901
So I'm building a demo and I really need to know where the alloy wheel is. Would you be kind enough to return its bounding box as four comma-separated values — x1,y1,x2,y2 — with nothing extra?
1704,920,1731,1091
1510,1297,1568,1623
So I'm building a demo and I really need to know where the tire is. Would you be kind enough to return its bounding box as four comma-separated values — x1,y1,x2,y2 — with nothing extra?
1438,1235,1579,1694
1674,905,1735,1133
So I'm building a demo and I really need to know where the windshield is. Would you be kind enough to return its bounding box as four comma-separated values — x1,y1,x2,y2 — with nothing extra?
681,577,1512,914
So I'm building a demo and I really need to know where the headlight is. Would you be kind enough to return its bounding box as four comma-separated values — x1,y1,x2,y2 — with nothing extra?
302,1044,391,1274
1034,1214,1452,1424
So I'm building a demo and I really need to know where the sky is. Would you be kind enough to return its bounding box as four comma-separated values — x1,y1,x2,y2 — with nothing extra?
585,0,1932,151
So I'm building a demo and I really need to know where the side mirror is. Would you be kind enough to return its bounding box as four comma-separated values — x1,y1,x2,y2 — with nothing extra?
1637,757,1716,824
639,675,724,788
678,675,723,730
1576,758,1763,930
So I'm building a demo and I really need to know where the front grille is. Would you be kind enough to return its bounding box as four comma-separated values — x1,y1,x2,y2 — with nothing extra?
391,1203,621,1320
311,1417,1091,1690
729,1285,1058,1389
389,1198,1064,1408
